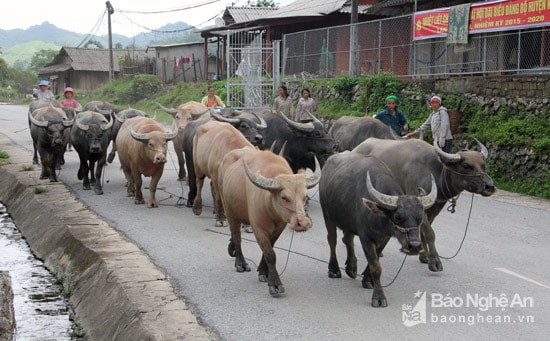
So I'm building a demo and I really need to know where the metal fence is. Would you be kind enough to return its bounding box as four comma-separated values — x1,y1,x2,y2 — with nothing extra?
282,14,550,80
225,29,278,109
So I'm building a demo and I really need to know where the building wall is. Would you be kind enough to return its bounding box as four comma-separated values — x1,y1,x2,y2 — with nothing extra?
154,44,205,84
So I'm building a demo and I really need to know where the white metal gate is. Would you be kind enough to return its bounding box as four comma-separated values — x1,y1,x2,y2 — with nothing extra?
225,29,279,110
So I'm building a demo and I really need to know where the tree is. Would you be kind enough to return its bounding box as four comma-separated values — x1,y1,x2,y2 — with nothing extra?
83,39,104,49
29,49,58,73
246,0,277,7
0,58,9,86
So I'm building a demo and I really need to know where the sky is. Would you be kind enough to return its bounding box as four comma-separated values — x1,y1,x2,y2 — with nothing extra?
0,0,294,38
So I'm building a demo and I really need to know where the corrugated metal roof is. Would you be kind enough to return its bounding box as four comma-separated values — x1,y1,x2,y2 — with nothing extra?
266,0,349,19
223,7,278,24
42,47,152,73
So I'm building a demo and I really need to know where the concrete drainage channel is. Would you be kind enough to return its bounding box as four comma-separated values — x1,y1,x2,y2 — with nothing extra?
0,201,75,340
0,135,215,340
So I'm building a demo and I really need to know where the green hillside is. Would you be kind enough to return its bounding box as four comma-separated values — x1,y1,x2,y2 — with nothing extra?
3,41,61,69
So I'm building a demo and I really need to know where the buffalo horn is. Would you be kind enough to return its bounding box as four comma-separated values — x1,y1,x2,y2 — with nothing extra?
62,115,75,127
419,174,438,209
278,141,287,156
433,140,461,163
366,171,398,210
192,107,210,119
305,109,322,125
163,129,178,141
100,117,114,130
113,111,126,123
91,104,113,117
251,112,267,129
211,107,240,123
75,116,89,131
28,111,49,127
306,156,322,189
279,111,315,132
130,126,150,141
473,137,489,160
157,103,178,115
243,158,282,191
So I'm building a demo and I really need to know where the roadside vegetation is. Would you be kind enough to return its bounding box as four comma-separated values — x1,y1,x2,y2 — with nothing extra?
0,150,9,165
3,69,548,199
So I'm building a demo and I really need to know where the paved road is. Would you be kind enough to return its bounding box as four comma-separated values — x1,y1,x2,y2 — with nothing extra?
2,104,549,340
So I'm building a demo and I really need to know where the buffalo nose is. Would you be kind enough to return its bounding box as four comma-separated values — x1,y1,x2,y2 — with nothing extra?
408,240,423,253
156,156,167,163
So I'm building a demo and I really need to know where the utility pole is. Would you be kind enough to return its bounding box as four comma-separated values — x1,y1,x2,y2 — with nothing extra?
106,1,115,81
349,0,358,76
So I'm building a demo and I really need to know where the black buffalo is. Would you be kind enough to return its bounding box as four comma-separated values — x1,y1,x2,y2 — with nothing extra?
183,107,266,207
319,151,437,307
353,137,496,271
28,106,74,182
258,111,337,172
328,115,398,152
70,111,114,194
29,99,79,165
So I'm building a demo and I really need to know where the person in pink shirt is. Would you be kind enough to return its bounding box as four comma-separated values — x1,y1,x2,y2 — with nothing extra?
60,87,81,110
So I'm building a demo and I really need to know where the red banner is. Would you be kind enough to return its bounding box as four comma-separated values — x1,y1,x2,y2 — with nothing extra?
413,0,550,40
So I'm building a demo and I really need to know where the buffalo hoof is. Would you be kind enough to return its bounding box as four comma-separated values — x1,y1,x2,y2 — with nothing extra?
214,220,225,227
134,199,145,205
127,191,135,197
83,184,91,190
428,259,443,272
371,298,388,308
186,198,193,208
177,176,186,182
345,267,357,279
258,274,267,282
192,205,202,216
40,175,48,180
236,263,251,272
228,242,236,257
77,169,83,180
107,153,115,164
49,178,58,183
94,186,104,195
33,159,40,165
269,285,285,296
328,269,341,278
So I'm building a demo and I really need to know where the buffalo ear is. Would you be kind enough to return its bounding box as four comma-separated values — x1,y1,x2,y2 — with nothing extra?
361,198,386,217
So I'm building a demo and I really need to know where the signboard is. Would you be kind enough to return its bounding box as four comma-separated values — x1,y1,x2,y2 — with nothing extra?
413,0,550,40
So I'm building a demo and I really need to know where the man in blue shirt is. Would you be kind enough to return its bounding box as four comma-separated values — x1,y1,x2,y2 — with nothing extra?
375,95,409,136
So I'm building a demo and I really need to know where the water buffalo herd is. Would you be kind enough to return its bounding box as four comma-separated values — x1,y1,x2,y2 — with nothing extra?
27,99,495,305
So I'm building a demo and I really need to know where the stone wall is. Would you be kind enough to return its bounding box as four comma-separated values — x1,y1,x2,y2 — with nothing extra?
284,75,549,187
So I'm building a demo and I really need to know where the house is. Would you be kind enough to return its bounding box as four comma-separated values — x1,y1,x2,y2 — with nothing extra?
38,47,156,95
147,42,207,84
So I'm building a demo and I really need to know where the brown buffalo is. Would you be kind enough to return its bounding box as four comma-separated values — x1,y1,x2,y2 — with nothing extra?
218,148,321,296
115,116,178,208
157,101,210,181
192,120,256,226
